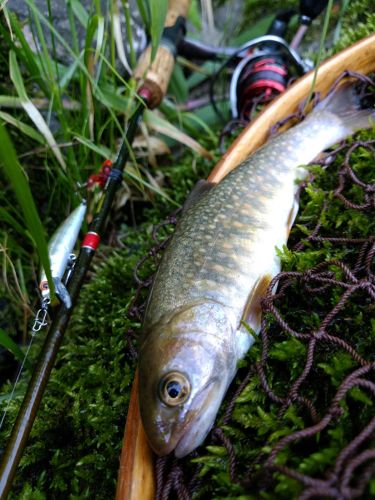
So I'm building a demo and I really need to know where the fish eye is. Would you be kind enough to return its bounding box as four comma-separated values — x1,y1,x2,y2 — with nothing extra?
159,372,190,406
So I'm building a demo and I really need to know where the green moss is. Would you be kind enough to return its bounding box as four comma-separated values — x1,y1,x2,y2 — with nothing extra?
333,0,375,51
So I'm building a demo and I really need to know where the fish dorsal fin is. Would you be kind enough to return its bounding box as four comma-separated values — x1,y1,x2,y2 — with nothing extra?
182,179,216,212
235,274,273,359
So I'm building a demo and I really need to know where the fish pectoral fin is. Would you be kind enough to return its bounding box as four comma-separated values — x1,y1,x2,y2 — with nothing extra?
235,274,273,358
286,197,300,238
182,179,217,212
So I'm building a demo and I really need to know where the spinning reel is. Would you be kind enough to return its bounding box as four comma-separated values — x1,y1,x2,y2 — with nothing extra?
230,10,304,120
229,0,329,120
179,0,329,122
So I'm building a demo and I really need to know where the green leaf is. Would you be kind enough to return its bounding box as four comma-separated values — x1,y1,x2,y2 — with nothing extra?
0,389,23,403
9,49,28,101
205,445,227,457
143,109,213,159
0,208,29,237
96,87,130,113
5,13,50,96
84,14,105,65
349,386,373,406
0,328,30,368
0,111,44,143
136,0,150,31
168,63,188,103
187,0,201,30
230,14,274,45
9,50,67,170
70,0,89,27
74,134,112,160
148,0,168,61
0,122,55,300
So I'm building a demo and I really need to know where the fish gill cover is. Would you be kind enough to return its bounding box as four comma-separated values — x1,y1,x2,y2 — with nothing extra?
0,1,374,498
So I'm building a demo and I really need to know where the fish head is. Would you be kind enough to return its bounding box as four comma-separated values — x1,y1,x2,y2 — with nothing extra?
139,301,237,458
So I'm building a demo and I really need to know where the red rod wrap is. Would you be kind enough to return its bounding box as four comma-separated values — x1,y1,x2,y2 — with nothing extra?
81,232,101,251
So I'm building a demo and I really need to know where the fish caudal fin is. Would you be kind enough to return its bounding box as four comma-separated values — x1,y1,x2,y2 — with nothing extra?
315,81,375,133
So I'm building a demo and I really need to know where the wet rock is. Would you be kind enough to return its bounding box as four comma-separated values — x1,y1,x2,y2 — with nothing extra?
8,0,147,66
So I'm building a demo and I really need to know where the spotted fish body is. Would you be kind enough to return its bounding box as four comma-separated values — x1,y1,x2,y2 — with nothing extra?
144,112,347,328
138,84,375,457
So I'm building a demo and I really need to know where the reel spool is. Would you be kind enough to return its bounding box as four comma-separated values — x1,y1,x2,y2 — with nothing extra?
235,54,288,120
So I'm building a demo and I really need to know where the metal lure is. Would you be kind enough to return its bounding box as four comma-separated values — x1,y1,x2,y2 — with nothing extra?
39,201,87,309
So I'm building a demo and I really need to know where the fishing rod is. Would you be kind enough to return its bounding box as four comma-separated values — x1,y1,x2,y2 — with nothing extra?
0,0,190,496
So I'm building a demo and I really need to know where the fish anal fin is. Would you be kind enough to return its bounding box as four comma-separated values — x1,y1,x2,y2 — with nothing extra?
183,179,216,212
236,274,273,358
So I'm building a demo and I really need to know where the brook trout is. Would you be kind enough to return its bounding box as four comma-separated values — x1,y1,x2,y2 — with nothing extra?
138,83,374,457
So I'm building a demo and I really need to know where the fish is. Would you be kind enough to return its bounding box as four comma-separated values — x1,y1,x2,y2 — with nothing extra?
138,82,375,458
39,201,86,308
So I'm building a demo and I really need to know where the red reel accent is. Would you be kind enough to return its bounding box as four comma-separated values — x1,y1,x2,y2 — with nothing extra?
237,56,288,119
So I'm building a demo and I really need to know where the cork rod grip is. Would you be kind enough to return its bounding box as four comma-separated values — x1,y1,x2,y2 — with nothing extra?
134,46,175,109
165,0,190,26
134,0,191,108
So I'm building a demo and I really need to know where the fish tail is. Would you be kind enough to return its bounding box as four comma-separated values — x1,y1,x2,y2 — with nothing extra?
314,81,375,133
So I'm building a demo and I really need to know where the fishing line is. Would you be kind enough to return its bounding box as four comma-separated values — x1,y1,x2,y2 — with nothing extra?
0,334,36,430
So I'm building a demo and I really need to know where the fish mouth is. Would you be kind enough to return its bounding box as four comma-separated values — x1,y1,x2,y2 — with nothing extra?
173,378,223,458
173,416,212,458
147,378,221,458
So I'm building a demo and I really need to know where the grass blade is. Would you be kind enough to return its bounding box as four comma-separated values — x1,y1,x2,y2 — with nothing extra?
9,50,67,170
84,15,103,140
136,0,150,33
0,122,55,300
168,63,188,103
304,0,334,110
149,0,168,61
144,109,213,159
0,111,44,143
121,0,137,68
0,328,30,367
4,12,50,96
74,134,112,159
112,0,132,73
70,0,89,28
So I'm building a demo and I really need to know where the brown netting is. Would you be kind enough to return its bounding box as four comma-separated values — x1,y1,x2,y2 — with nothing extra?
126,73,375,499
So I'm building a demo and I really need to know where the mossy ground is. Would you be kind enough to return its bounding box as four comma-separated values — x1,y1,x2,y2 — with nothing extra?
1,1,375,498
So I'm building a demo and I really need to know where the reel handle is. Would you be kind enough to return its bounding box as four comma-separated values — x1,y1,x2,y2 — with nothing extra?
134,0,190,108
299,0,329,24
